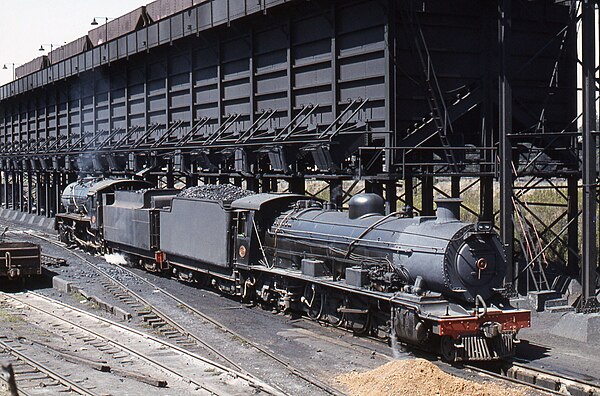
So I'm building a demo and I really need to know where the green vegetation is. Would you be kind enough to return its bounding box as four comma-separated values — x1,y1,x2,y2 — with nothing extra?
0,306,24,323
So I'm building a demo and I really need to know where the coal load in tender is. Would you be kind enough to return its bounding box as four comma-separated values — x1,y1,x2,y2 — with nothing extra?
177,184,256,202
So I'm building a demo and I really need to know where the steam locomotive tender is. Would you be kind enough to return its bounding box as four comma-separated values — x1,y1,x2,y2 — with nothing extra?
58,179,531,362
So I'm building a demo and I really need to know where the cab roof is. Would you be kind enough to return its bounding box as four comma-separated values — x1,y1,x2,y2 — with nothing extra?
231,193,307,211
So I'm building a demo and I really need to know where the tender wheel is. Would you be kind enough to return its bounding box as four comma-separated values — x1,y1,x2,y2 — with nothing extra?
440,335,458,362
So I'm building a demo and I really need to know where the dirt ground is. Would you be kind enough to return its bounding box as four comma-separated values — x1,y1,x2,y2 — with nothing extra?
336,358,525,396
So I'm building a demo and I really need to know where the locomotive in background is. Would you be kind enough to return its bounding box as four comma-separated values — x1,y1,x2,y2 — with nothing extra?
56,178,530,362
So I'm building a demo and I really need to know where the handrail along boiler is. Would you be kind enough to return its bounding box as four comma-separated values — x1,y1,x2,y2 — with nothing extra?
57,179,530,361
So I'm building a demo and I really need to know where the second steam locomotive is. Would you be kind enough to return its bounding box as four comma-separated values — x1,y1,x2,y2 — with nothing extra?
55,178,530,362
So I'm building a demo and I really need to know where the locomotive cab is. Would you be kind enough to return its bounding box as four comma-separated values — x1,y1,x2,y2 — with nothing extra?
233,209,258,268
231,194,320,269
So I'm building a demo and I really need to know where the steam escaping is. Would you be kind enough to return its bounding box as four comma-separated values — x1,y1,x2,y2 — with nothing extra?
390,321,411,360
104,253,127,266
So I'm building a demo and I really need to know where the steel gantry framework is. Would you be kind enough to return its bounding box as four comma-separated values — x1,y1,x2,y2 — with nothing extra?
0,0,597,309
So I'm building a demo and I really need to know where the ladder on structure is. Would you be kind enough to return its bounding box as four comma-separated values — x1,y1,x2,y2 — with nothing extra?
512,197,550,292
401,4,458,171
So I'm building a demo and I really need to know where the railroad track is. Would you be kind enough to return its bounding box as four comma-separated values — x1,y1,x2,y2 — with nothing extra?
1,291,282,396
9,229,250,371
14,222,600,396
0,336,99,396
41,253,66,267
501,360,600,396
10,226,344,396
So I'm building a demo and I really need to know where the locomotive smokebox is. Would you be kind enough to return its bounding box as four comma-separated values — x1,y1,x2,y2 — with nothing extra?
435,198,462,223
348,194,385,219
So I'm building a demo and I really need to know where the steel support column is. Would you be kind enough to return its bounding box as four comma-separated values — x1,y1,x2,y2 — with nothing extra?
384,0,396,176
18,172,24,211
186,171,198,188
330,179,343,208
288,177,305,195
567,176,579,276
50,172,58,217
421,175,434,216
480,1,495,224
166,162,175,188
451,176,460,198
27,172,32,214
55,172,62,215
365,181,383,197
10,171,16,210
44,172,50,217
385,181,397,213
11,172,16,210
246,177,258,192
35,173,42,216
218,175,229,185
4,172,9,210
499,0,514,290
580,0,598,310
261,178,270,193
404,175,414,216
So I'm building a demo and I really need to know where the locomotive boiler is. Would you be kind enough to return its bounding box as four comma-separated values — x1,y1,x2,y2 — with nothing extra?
267,194,505,303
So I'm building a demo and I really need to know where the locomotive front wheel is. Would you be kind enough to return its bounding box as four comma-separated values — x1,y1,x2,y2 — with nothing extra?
440,335,458,362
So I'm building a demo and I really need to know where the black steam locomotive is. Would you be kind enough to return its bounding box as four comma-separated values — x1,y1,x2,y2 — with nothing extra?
55,179,530,362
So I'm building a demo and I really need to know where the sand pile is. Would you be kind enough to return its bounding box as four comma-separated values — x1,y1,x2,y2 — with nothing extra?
336,358,523,396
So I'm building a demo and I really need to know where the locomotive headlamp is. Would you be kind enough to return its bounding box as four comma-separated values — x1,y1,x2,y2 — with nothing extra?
238,244,247,258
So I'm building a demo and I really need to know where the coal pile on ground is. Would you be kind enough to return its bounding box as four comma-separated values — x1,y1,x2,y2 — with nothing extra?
336,358,523,396
177,184,256,202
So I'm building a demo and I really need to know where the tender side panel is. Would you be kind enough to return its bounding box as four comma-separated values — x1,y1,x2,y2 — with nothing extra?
159,198,232,267
104,203,153,252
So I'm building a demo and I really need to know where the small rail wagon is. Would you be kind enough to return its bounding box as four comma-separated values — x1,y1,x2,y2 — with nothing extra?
0,242,42,281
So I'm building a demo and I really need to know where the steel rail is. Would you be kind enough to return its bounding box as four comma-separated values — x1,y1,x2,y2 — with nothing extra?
3,291,282,396
505,360,600,395
0,337,100,396
15,228,284,395
5,222,600,396
17,226,345,396
460,362,563,396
